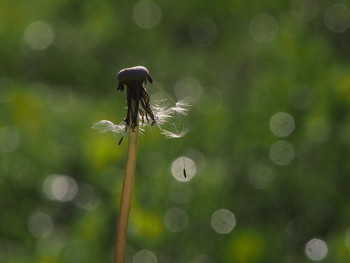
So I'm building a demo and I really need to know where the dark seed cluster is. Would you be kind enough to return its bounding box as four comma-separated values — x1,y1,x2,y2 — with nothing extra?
117,66,156,130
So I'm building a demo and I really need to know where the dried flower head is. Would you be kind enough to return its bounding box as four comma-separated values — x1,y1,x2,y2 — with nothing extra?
93,66,191,139
117,66,155,130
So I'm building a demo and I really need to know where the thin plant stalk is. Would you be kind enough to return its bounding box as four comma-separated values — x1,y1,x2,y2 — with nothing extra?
114,125,139,263
93,66,188,262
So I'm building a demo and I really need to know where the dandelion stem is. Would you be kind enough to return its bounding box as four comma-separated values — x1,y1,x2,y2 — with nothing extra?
114,125,139,263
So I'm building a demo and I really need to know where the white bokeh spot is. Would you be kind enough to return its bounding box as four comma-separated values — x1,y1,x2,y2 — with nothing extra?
305,238,328,261
270,141,295,165
171,157,196,182
249,13,278,43
270,112,295,137
27,212,54,239
211,209,236,234
43,174,78,202
324,3,350,33
133,0,162,29
133,249,157,263
23,21,55,50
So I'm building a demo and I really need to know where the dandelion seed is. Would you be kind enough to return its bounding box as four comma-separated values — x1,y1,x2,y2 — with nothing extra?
160,125,189,139
92,120,125,134
152,99,191,138
118,136,124,145
183,157,187,178
93,66,191,139
172,100,191,116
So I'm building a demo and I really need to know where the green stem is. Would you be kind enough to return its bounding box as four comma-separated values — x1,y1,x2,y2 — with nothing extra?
114,126,139,263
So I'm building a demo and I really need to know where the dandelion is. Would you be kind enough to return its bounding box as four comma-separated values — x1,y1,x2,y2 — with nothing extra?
116,66,156,130
92,66,190,263
92,66,190,139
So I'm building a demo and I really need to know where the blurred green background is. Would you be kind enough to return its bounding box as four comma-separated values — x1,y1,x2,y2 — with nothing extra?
2,0,350,262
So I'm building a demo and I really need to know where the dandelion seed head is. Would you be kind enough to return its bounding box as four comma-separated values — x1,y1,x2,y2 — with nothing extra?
116,66,154,130
93,98,190,139
117,66,150,83
94,65,191,139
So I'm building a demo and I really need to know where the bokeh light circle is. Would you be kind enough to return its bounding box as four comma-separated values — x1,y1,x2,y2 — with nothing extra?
344,228,350,252
171,157,196,182
23,21,55,50
73,183,101,211
164,207,189,232
249,13,278,43
211,209,236,234
174,77,202,100
27,212,54,239
324,3,350,33
270,112,295,137
133,0,162,29
270,141,295,165
0,126,20,153
305,238,328,261
290,0,319,22
43,174,78,202
133,249,157,263
248,164,274,189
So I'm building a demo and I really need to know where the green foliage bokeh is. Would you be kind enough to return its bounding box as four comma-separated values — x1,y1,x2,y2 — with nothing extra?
1,0,350,262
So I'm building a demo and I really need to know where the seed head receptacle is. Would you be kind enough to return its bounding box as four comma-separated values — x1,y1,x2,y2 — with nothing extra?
117,66,156,130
